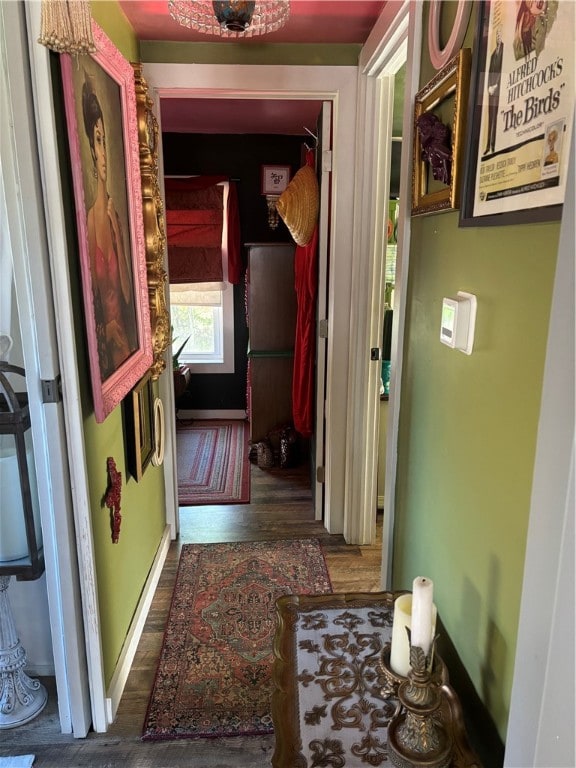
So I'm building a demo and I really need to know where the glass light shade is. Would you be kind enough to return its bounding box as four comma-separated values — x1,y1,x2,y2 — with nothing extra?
168,0,290,38
0,432,42,563
212,1,255,31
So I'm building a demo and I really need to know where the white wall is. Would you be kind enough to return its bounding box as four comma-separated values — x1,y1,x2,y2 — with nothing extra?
504,116,575,768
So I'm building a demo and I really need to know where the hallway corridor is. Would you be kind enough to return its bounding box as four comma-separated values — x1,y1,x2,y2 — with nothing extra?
1,461,383,767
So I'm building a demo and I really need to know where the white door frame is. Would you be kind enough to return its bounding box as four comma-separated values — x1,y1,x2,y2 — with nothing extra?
344,0,419,549
380,4,422,578
22,1,110,732
143,63,358,536
314,100,332,520
1,1,93,736
149,91,180,543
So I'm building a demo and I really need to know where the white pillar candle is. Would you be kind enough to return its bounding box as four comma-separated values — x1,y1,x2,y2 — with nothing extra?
389,593,412,677
411,576,435,656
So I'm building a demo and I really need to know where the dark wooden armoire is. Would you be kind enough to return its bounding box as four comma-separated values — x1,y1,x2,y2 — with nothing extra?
246,243,296,443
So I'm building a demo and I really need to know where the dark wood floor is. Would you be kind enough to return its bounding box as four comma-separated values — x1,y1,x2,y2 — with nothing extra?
1,459,383,768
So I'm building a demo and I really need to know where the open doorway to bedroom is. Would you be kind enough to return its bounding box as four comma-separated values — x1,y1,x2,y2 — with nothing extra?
160,101,324,519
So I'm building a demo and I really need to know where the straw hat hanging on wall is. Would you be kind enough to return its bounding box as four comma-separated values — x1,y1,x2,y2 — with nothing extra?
276,164,319,246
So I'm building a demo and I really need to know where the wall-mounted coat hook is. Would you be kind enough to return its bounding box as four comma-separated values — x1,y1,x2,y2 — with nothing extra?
303,126,318,149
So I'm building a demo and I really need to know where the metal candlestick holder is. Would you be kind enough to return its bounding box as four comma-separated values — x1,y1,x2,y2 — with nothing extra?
379,640,453,768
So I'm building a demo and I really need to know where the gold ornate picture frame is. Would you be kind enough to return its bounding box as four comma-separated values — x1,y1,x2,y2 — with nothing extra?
411,48,471,217
132,63,170,380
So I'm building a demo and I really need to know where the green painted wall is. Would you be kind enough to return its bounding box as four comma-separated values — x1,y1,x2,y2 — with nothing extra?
77,2,165,687
91,1,140,62
84,409,166,686
392,3,560,741
142,41,361,65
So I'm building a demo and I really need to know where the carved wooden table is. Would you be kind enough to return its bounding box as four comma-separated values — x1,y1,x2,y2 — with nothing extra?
271,592,482,768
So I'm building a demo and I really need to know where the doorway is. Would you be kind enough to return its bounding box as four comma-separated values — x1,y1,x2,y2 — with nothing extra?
341,1,411,548
160,97,332,520
144,64,358,538
160,128,319,513
377,64,405,513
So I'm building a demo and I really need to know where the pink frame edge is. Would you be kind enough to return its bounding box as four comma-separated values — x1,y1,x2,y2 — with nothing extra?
60,22,152,423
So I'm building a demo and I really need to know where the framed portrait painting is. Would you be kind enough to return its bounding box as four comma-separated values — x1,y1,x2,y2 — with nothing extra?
61,22,152,422
124,371,154,482
459,0,574,226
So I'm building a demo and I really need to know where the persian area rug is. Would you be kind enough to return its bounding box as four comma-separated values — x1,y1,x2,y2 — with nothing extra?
142,539,333,741
176,420,250,505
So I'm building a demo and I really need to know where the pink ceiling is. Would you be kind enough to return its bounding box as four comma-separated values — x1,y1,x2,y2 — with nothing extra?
119,0,387,135
118,1,387,44
161,97,324,135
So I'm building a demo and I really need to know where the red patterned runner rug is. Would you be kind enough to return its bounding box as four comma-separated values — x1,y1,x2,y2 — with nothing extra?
142,539,332,741
176,419,250,505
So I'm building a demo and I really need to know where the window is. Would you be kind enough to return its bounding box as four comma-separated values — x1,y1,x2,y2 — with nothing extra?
168,181,235,373
169,282,235,373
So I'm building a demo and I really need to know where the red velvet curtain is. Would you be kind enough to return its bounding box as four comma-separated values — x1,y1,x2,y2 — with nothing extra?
292,151,319,438
165,176,241,284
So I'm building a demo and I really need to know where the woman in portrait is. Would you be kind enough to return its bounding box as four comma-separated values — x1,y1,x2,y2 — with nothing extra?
82,72,137,380
544,128,559,166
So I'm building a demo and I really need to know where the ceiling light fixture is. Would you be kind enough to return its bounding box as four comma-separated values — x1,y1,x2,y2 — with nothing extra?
168,0,290,38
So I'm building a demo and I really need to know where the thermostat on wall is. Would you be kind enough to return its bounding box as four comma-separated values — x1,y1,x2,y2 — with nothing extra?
440,291,477,354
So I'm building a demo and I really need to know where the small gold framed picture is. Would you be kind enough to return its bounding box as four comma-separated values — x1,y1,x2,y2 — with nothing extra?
411,48,471,217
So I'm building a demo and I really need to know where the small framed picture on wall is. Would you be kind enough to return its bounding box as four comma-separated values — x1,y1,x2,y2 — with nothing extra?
124,371,154,481
261,165,291,196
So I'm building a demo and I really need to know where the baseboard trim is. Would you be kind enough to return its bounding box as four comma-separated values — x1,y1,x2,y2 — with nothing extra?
106,525,171,723
177,409,247,420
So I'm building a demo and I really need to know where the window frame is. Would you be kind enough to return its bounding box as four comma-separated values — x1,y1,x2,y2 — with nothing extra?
172,284,235,374
167,179,236,374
